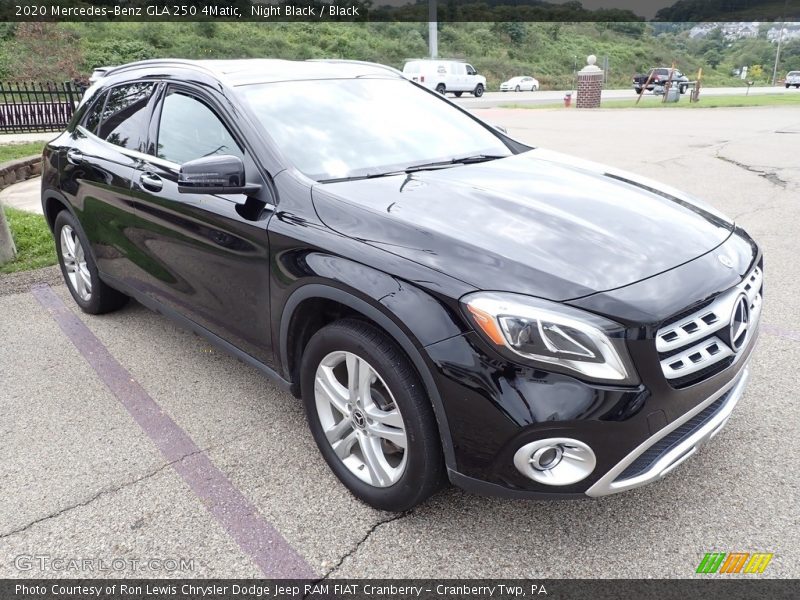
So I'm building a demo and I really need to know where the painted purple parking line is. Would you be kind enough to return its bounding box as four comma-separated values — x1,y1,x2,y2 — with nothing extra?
30,284,314,579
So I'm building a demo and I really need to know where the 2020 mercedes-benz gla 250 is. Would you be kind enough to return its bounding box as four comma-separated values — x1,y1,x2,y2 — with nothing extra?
42,59,762,510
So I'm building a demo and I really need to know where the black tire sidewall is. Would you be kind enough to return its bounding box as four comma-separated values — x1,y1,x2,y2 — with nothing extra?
54,210,103,313
301,320,442,511
474,84,484,97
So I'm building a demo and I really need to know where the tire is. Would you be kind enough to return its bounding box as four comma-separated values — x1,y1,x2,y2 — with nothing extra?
453,91,463,97
786,84,790,89
515,85,521,92
796,85,800,89
635,87,643,95
435,83,446,95
54,210,128,315
680,85,688,94
301,319,444,511
473,83,484,97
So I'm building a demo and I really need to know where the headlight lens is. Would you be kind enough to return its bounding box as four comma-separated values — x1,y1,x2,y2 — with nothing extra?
462,292,637,384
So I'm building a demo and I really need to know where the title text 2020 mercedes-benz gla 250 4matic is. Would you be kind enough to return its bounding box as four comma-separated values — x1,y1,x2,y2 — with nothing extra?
42,60,762,511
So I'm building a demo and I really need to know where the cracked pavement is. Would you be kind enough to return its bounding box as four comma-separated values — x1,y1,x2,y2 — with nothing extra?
1,106,798,578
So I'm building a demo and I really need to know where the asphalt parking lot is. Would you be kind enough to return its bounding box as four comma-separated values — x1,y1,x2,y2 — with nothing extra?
1,106,798,579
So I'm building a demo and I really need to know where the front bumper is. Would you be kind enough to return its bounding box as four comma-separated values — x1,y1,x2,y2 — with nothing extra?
586,365,749,496
426,237,761,499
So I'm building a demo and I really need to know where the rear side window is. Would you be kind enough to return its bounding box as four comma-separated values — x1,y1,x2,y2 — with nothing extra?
82,92,107,134
97,82,156,151
155,89,242,164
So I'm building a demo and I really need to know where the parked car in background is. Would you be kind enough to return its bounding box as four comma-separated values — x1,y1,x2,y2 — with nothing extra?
786,71,800,88
402,59,486,97
500,76,539,92
633,68,689,94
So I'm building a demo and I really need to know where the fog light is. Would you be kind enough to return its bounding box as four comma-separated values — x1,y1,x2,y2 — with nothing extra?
531,445,563,470
513,438,596,486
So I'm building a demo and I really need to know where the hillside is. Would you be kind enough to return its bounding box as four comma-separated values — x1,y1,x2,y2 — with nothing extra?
0,21,797,90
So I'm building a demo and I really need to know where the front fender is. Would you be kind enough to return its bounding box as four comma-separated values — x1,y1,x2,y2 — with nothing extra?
277,256,470,469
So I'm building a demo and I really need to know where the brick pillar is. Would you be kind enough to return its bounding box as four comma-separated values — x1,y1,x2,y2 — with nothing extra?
576,55,604,109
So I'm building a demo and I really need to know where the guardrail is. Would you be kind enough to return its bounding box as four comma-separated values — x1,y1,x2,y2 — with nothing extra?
0,81,83,133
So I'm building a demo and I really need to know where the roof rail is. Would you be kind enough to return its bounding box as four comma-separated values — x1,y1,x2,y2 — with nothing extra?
103,59,216,78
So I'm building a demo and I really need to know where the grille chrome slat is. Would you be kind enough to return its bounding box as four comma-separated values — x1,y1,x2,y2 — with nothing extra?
656,265,762,384
660,336,733,379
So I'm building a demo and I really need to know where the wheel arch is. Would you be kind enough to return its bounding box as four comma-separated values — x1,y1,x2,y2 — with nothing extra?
279,281,459,469
41,189,73,232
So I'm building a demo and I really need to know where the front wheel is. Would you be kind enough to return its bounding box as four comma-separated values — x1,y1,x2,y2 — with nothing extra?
635,87,643,95
54,210,128,315
515,85,521,92
786,84,790,88
680,85,688,94
301,319,444,511
473,83,484,97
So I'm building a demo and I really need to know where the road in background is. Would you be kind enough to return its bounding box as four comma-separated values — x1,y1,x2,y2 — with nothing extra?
455,85,791,108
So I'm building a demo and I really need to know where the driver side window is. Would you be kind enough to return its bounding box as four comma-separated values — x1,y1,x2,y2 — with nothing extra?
155,89,243,165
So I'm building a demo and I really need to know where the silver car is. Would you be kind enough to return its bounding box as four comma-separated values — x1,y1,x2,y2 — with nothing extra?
786,71,800,88
500,76,539,92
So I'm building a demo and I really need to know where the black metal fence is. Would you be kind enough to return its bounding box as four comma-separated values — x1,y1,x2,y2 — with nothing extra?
0,81,84,133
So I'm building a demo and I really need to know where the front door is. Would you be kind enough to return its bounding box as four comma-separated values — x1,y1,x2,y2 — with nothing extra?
127,85,275,365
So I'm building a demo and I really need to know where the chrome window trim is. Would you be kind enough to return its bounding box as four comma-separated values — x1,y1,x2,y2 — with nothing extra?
585,364,750,497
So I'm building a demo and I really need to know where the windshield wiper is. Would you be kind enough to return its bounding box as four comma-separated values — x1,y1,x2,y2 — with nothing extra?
403,154,507,173
318,171,406,184
318,155,508,183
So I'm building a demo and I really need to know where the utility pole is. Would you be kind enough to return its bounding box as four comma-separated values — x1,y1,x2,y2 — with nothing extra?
428,0,438,59
772,0,788,86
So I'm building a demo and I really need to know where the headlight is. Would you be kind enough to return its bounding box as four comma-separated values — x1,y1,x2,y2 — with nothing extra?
462,292,637,384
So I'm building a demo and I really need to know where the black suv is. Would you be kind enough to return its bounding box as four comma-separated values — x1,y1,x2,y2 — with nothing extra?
42,60,762,511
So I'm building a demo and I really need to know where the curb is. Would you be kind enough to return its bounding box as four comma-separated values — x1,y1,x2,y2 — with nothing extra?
0,155,42,191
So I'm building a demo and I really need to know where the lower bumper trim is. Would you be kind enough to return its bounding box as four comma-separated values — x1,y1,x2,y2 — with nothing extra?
585,366,750,497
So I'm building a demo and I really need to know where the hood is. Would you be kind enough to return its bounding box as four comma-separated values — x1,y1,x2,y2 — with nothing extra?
311,149,734,301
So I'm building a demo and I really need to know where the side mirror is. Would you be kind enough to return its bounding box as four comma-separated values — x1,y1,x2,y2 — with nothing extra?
178,155,261,196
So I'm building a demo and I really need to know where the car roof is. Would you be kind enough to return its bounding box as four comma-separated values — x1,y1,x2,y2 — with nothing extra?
103,58,404,87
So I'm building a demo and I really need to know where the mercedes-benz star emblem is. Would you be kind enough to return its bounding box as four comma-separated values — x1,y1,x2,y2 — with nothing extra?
352,409,366,429
729,294,750,352
718,254,735,268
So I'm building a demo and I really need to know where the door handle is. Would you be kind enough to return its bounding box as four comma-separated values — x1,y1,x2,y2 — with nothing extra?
66,149,83,165
140,172,163,192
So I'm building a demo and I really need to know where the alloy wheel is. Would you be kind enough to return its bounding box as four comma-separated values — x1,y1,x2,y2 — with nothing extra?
60,224,92,301
314,351,408,487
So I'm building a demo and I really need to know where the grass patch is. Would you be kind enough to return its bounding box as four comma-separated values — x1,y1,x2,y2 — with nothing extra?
0,141,45,163
502,92,800,110
0,207,57,274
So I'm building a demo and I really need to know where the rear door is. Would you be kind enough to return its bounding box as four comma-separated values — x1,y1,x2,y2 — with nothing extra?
127,84,275,364
59,82,158,281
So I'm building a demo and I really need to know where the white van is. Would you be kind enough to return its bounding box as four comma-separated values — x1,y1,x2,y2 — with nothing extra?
402,60,486,97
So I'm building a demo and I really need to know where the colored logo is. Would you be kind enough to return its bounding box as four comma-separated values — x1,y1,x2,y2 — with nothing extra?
697,552,773,574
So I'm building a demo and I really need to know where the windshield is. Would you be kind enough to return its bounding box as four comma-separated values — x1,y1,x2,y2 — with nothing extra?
238,78,511,181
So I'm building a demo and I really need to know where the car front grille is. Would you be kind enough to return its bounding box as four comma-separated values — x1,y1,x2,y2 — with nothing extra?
656,264,762,388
